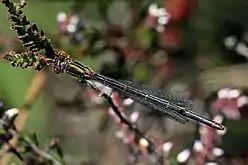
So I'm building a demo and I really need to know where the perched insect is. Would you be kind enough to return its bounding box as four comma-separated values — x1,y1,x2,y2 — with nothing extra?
51,51,225,130
0,0,224,131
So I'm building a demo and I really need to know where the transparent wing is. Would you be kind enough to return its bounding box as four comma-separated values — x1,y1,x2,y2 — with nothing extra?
118,80,192,124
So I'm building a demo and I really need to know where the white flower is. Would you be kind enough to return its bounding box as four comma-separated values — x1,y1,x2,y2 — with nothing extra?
162,141,173,153
149,4,158,16
177,149,191,163
157,16,169,25
235,42,248,57
218,88,230,99
205,162,218,165
237,96,248,107
5,108,19,118
57,12,67,22
157,8,167,17
223,36,237,49
66,24,76,33
123,98,134,106
228,89,240,98
212,147,224,157
130,111,139,123
115,131,124,139
139,138,149,147
193,140,204,152
213,115,224,124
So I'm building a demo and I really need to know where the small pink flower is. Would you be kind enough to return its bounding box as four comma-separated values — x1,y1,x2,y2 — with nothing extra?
130,111,139,123
162,141,174,154
177,149,191,163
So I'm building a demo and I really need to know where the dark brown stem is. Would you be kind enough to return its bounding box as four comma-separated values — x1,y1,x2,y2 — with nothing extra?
0,71,47,165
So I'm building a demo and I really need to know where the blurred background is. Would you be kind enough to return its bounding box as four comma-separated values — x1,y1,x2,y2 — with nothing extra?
1,0,248,165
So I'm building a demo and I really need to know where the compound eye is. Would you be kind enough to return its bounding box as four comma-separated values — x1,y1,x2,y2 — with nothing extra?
57,51,69,58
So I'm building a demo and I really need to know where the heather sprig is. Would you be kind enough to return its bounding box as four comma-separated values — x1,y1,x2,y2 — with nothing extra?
1,0,56,68
0,103,65,165
3,51,52,71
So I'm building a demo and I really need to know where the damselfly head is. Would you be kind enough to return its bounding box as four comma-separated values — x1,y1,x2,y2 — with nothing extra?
56,50,70,58
51,50,70,74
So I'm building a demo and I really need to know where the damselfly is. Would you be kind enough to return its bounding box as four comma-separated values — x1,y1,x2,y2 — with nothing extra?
52,51,224,130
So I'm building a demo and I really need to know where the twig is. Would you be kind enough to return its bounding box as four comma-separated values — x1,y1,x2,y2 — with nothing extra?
0,106,64,165
85,80,145,136
6,127,62,165
21,136,62,165
84,80,164,164
0,70,47,165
